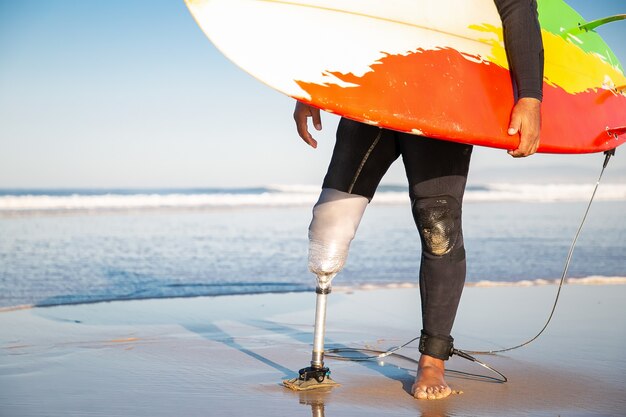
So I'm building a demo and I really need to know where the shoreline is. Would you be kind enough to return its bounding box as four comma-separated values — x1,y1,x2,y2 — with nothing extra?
2,275,625,313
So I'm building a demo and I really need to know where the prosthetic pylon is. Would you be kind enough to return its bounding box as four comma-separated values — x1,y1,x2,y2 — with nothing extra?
283,275,339,390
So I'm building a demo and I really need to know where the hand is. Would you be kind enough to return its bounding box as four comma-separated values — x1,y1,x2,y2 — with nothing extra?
293,101,322,148
507,97,541,158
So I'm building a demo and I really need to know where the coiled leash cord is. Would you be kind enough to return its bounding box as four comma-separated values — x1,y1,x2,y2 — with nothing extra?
326,149,615,383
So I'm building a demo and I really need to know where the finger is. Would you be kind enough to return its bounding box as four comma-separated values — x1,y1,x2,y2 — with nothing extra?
529,131,541,155
508,134,538,157
506,112,522,155
311,107,322,131
303,133,318,148
296,123,318,148
529,145,539,156
507,113,521,136
515,121,541,157
508,141,530,157
527,138,539,156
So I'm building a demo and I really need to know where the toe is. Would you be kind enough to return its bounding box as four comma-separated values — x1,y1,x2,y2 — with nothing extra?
438,386,452,399
414,388,428,400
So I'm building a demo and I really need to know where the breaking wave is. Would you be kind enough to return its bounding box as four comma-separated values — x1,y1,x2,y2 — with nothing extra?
0,183,624,213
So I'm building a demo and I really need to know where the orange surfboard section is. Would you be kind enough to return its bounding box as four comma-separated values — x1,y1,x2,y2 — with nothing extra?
295,47,626,153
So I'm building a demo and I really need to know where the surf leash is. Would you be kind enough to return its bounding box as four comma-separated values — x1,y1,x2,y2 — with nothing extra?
460,148,615,356
326,149,616,384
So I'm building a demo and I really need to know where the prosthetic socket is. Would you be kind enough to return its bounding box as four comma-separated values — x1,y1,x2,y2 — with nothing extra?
308,188,368,289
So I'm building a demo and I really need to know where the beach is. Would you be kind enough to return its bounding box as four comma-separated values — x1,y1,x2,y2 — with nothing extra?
1,283,625,416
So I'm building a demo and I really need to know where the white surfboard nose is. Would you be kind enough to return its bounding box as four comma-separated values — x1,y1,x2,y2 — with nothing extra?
184,0,499,101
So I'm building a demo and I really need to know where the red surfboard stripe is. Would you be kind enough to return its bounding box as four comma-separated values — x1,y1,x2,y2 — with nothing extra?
296,48,626,153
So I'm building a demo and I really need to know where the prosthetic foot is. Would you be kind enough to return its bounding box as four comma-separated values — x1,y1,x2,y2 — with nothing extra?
282,283,340,390
283,189,368,391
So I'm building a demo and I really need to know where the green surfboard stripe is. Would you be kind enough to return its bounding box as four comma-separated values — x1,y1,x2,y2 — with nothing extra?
537,0,624,72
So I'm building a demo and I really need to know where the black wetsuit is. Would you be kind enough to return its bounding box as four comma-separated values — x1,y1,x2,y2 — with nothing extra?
321,0,544,353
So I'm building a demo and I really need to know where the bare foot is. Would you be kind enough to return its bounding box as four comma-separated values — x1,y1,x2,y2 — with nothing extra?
411,354,452,400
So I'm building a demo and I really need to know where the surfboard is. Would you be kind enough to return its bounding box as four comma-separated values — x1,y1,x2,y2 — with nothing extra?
185,0,626,154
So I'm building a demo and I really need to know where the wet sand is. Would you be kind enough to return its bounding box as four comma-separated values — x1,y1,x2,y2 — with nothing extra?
1,283,625,417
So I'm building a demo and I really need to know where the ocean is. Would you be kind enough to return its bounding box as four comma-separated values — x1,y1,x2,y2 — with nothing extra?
1,183,625,309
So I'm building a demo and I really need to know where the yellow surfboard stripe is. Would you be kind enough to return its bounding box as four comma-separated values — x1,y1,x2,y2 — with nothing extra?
471,24,626,95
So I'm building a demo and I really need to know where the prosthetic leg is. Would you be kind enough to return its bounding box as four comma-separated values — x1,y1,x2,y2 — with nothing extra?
283,189,368,391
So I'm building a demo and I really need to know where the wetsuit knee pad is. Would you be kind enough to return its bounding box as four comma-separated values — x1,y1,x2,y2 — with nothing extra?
412,195,461,257
419,329,454,361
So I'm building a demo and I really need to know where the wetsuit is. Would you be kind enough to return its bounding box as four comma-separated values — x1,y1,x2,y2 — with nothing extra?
320,0,544,358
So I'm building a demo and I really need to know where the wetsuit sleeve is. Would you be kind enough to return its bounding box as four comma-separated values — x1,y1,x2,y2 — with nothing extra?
494,0,544,101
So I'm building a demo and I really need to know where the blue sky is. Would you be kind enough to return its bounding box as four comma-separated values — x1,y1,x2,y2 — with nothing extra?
1,0,625,188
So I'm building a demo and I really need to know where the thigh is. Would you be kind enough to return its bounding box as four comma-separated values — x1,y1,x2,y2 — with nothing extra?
322,118,400,201
399,135,473,200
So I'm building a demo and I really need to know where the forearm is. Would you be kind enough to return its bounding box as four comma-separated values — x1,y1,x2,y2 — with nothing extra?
494,0,544,101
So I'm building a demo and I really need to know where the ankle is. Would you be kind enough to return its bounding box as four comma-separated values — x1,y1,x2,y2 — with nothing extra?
419,354,445,370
